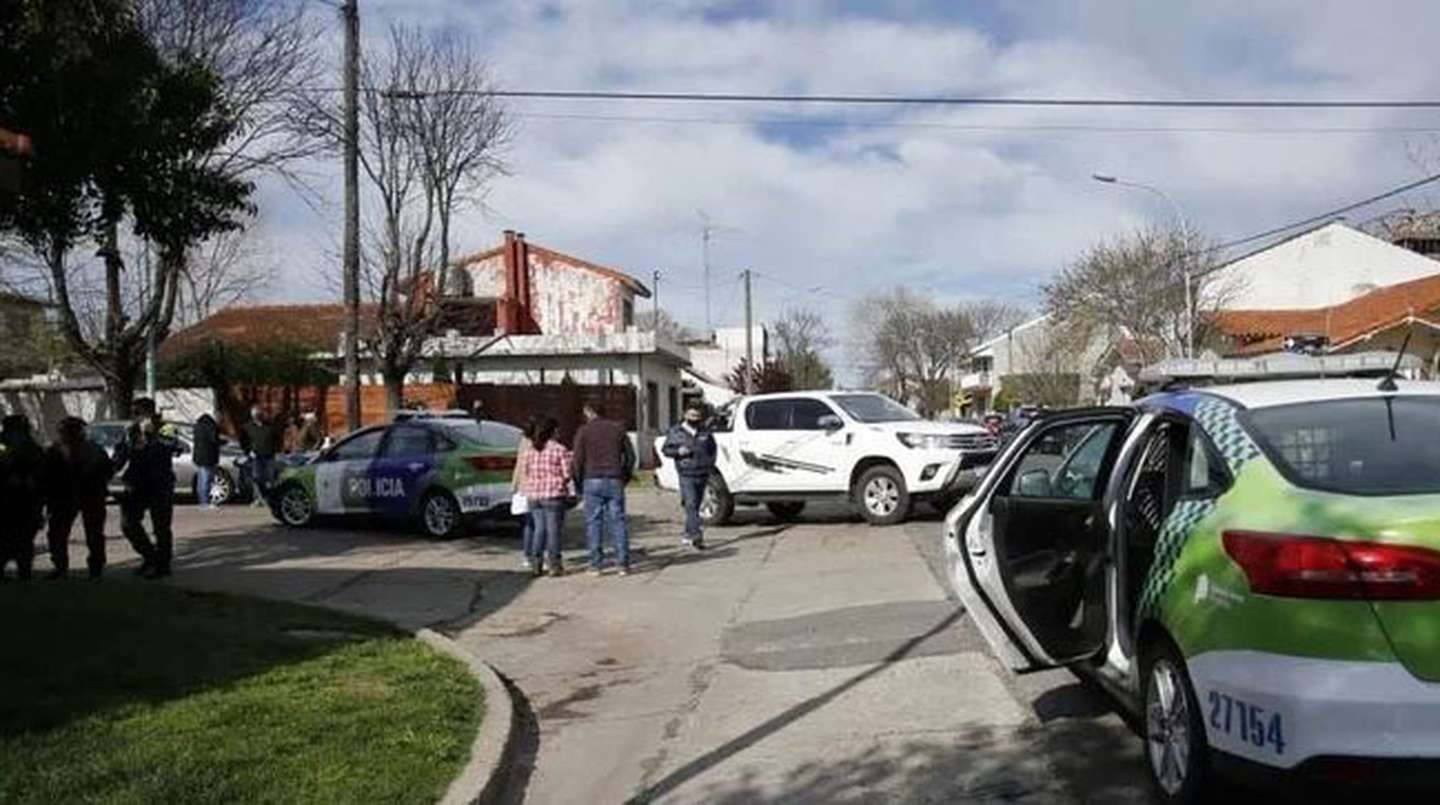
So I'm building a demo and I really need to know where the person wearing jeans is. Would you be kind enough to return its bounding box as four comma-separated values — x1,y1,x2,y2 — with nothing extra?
662,405,718,549
521,417,572,577
510,419,541,570
573,403,636,575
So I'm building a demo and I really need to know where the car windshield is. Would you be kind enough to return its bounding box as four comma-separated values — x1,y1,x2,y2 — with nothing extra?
1244,396,1440,495
830,393,921,423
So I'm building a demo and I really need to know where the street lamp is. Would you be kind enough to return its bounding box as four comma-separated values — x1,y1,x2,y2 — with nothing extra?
1093,172,1195,358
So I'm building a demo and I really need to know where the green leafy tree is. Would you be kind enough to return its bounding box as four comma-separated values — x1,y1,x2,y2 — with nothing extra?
0,1,253,416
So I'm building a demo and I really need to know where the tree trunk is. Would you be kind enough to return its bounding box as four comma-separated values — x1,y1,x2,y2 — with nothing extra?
107,359,139,420
383,367,405,415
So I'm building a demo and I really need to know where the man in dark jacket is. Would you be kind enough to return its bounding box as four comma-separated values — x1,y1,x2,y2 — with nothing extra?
661,404,718,550
0,415,45,580
43,417,113,579
113,397,180,579
192,413,222,510
573,403,637,575
240,405,276,507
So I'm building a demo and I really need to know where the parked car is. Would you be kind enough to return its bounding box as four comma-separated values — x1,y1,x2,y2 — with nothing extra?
87,421,253,505
655,391,1000,526
945,377,1440,801
269,417,520,538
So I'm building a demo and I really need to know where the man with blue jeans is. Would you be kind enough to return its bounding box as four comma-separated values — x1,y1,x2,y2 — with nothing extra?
662,405,717,550
572,404,636,575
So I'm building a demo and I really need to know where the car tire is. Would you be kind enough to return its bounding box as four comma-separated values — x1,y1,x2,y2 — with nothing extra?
208,469,236,506
855,465,910,526
1141,637,1210,805
699,475,734,527
765,501,806,521
419,490,464,539
275,484,315,528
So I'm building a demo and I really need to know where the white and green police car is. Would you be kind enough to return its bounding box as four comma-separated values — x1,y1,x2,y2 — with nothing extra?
271,415,520,538
945,358,1440,801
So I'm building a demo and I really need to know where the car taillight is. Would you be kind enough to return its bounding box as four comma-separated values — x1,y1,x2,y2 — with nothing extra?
466,455,514,472
1222,531,1440,601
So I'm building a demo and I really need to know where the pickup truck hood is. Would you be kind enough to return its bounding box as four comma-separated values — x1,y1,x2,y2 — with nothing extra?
863,420,988,435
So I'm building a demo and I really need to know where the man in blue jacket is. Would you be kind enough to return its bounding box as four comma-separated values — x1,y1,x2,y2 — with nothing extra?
661,404,717,550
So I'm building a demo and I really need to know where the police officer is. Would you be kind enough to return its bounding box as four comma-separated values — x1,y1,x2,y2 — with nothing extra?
0,415,45,581
43,416,114,579
112,398,180,579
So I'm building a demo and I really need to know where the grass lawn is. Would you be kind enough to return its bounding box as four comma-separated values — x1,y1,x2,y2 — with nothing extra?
0,581,481,804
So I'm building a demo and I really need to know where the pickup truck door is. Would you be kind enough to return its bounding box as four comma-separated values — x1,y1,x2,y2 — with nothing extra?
942,408,1138,670
732,398,846,493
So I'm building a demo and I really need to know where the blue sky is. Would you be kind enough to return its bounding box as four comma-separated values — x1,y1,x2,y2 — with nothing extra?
256,0,1440,372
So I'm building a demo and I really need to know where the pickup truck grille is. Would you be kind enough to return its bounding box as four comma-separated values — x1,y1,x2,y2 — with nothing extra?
947,433,999,451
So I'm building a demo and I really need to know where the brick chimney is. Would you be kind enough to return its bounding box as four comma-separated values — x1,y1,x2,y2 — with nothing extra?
498,229,519,332
515,232,537,333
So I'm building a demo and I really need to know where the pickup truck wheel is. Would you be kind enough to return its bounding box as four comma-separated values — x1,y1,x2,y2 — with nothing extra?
856,465,910,526
699,476,734,526
765,502,806,521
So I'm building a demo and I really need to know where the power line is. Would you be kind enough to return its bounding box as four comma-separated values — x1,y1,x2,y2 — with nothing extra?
488,90,1440,110
512,111,1440,137
332,86,1440,110
1202,169,1440,260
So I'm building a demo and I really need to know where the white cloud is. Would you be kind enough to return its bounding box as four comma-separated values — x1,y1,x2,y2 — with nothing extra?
256,0,1440,378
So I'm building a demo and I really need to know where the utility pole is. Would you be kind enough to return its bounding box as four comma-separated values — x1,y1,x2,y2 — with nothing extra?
652,269,661,331
743,269,754,395
699,212,713,337
341,0,361,431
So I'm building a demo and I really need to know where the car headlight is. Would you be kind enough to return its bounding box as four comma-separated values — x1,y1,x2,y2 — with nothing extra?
897,432,947,450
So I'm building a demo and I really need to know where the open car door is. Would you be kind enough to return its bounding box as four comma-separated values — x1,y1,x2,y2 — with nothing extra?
944,408,1138,671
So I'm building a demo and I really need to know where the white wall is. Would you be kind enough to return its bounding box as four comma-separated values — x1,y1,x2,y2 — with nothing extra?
0,386,214,441
1211,222,1440,311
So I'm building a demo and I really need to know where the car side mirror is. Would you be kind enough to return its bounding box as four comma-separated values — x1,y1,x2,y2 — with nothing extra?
1017,468,1053,497
817,414,843,432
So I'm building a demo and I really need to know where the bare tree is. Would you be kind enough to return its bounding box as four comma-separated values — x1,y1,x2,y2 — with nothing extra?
772,307,835,390
135,0,324,193
304,24,510,412
175,230,278,327
636,309,699,342
851,289,1003,417
1043,226,1228,365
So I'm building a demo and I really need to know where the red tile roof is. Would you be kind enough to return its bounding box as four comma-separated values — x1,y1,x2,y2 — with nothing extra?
161,303,379,359
1213,272,1440,353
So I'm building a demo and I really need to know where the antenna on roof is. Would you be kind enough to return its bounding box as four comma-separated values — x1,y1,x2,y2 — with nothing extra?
1377,330,1413,393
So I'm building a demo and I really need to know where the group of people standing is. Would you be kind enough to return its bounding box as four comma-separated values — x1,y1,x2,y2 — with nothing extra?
505,402,719,578
0,397,179,581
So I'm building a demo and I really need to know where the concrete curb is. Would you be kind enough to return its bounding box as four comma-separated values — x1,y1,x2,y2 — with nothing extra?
416,628,516,805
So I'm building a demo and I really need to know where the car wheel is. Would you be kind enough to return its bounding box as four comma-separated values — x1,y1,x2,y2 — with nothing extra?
275,484,315,528
209,469,236,506
698,475,734,526
420,491,463,539
1142,638,1210,804
855,465,910,526
765,501,806,521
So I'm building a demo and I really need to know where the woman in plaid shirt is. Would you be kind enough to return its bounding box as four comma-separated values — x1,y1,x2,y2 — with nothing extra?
521,417,573,577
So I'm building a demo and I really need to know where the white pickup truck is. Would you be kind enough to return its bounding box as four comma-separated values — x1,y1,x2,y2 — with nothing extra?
655,391,999,526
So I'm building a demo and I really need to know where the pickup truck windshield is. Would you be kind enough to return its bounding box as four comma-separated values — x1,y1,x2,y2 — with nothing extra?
1244,396,1440,495
831,393,921,423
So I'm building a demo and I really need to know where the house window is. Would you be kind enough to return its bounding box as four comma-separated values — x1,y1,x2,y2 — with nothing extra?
667,385,678,426
972,355,994,373
622,298,635,331
646,381,659,429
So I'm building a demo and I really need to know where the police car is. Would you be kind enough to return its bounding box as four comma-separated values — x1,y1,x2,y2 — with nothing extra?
270,415,520,538
944,352,1440,801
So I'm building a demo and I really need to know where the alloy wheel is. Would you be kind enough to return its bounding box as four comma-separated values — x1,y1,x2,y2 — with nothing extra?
699,484,718,519
279,487,312,526
210,472,233,506
425,495,458,537
864,476,900,516
1146,658,1192,796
